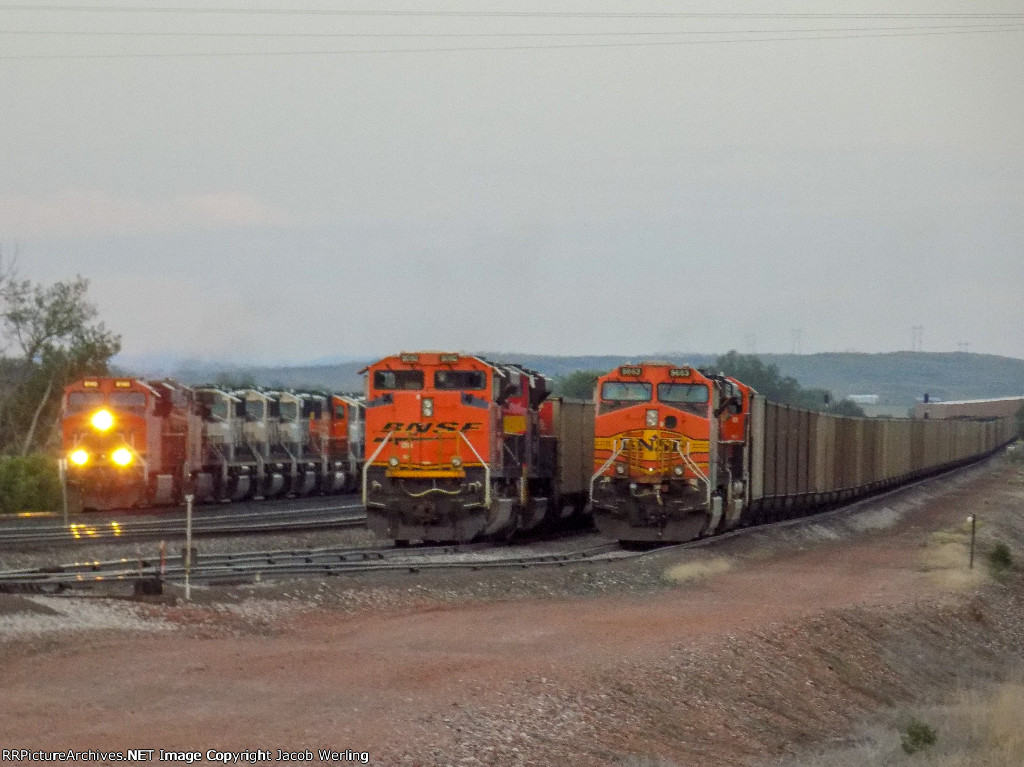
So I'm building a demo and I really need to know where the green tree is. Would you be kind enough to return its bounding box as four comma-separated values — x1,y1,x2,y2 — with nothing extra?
0,454,62,513
553,370,602,399
824,399,868,417
713,350,865,416
712,350,802,402
0,256,121,455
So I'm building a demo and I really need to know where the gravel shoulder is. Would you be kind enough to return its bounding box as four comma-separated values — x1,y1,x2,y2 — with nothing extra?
2,452,1022,766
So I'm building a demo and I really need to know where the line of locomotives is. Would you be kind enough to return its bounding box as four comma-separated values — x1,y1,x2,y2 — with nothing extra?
61,353,1017,544
61,377,364,511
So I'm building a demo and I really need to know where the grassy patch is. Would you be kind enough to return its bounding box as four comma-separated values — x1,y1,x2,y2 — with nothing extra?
918,523,989,591
663,557,732,585
775,679,1024,767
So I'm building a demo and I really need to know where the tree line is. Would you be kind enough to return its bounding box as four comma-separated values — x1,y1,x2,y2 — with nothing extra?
0,249,120,512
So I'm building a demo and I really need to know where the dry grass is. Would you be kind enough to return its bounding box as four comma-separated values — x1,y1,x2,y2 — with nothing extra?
663,556,732,585
773,678,1024,767
917,525,986,592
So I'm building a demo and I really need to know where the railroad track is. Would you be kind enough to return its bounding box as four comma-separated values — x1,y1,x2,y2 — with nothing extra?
0,502,366,547
0,540,627,591
0,457,997,593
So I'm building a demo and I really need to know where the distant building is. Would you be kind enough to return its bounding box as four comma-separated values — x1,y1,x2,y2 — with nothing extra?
862,404,914,419
914,396,1024,420
848,394,880,405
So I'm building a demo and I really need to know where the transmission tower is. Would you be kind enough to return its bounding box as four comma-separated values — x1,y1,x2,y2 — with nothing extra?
744,333,758,355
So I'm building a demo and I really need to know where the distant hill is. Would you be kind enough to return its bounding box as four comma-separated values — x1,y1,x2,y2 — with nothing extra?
755,352,1024,404
123,351,1024,406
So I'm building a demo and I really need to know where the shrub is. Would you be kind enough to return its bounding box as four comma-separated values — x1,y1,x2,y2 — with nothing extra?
900,717,937,754
0,454,62,513
987,542,1013,578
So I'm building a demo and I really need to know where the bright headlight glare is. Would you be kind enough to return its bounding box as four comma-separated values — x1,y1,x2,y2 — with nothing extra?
69,449,89,466
451,456,462,467
422,397,434,417
91,409,114,432
646,409,658,427
388,456,400,467
673,466,684,476
615,464,626,475
111,448,133,466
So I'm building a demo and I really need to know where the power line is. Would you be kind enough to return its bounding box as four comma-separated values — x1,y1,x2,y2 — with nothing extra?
0,5,1021,19
1,22,1021,38
2,25,1022,59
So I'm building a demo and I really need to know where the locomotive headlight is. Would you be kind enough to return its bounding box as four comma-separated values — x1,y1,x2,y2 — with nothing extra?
422,397,433,417
646,409,658,427
451,456,462,467
388,456,400,467
673,466,685,476
69,449,89,466
615,464,627,476
91,409,114,432
111,448,133,467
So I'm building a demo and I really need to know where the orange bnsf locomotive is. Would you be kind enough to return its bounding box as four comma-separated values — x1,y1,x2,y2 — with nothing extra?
61,377,364,511
591,363,753,542
591,362,1017,544
361,352,593,543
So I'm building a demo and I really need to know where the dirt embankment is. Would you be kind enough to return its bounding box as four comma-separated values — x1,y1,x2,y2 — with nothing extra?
2,453,1023,766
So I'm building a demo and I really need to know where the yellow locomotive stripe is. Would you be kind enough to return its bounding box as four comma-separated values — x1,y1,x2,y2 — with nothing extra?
503,414,527,434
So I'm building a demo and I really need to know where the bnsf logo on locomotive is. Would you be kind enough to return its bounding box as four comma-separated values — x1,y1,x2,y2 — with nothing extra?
378,421,482,435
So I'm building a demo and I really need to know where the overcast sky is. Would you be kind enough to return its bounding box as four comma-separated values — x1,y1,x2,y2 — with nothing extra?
2,1,1022,364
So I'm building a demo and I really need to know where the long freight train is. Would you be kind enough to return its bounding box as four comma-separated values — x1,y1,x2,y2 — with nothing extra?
61,359,1016,533
590,362,1017,543
61,377,364,511
361,352,593,543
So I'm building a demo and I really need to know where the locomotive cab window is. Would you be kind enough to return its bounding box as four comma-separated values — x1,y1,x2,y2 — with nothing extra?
434,370,486,390
279,401,298,421
334,403,346,419
66,391,104,413
109,391,147,411
599,381,652,413
601,381,653,402
245,400,266,419
658,383,709,415
211,399,230,420
373,370,424,390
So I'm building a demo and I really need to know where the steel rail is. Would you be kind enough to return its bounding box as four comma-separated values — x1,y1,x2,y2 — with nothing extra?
0,541,624,589
1,455,1003,592
0,541,477,579
0,500,364,533
0,511,367,547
